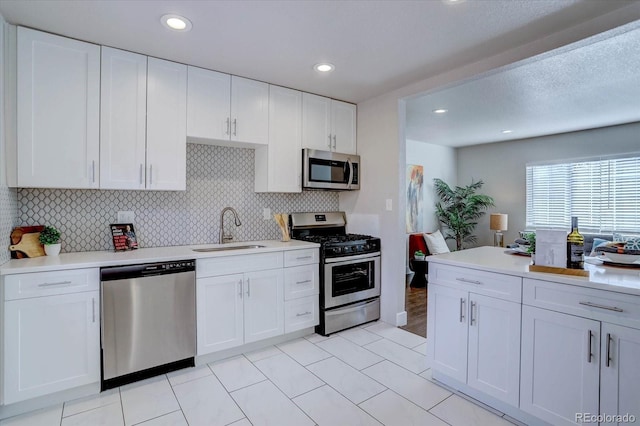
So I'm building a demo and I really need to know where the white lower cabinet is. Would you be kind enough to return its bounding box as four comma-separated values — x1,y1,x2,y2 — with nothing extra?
600,323,640,425
197,269,283,355
520,306,599,425
196,248,319,355
3,269,100,405
427,282,521,406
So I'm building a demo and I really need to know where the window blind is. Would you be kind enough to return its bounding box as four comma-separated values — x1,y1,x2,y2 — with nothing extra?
526,155,640,233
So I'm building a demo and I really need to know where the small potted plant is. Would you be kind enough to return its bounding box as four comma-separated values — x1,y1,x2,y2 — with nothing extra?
39,226,61,256
414,250,426,261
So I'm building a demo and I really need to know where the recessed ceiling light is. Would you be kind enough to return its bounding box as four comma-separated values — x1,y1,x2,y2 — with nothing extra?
314,63,335,73
161,14,192,32
433,109,448,114
502,130,513,134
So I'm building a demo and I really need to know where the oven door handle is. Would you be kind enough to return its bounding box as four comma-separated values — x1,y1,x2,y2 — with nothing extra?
324,252,381,264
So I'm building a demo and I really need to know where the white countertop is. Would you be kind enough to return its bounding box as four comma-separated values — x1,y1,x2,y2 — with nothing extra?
427,246,640,296
0,240,319,275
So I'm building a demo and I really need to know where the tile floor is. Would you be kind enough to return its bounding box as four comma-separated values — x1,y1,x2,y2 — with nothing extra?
0,322,520,426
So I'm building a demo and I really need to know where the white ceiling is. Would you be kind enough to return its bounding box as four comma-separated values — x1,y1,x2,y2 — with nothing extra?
0,0,640,146
405,19,640,147
0,0,635,105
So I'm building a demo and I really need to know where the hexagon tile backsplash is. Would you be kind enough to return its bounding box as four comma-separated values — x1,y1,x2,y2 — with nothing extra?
16,144,339,253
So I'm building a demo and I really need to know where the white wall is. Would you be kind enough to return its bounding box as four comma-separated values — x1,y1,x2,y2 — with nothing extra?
339,4,640,326
457,121,640,247
406,139,457,234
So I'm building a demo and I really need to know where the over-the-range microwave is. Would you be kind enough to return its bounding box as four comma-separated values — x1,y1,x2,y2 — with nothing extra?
302,149,360,191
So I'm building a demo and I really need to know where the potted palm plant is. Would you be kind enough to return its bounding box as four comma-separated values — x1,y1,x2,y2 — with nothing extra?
434,178,495,251
39,226,62,256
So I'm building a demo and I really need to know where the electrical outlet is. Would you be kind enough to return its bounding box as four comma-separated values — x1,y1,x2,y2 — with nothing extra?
263,208,271,220
385,199,393,211
117,211,135,223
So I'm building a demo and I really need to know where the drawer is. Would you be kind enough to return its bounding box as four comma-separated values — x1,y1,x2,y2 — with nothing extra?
284,264,319,301
197,252,283,278
4,268,100,300
284,248,319,267
430,264,522,302
284,296,319,333
523,278,640,329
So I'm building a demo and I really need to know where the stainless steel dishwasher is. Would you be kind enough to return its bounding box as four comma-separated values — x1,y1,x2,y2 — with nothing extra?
100,260,196,390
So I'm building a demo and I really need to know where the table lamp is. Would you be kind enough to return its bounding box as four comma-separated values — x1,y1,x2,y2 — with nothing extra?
490,213,508,247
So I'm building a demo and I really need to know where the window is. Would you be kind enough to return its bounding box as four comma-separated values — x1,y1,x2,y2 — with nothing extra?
526,155,640,233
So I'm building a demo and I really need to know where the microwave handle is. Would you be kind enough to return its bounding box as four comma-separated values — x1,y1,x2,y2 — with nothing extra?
347,159,353,189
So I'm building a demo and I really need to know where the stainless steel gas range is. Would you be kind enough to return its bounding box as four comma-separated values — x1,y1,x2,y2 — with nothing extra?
289,212,381,335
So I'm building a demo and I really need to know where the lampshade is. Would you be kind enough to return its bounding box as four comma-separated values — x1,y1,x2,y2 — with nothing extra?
490,213,508,231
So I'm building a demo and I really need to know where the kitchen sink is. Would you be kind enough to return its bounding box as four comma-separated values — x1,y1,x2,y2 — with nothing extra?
192,245,266,252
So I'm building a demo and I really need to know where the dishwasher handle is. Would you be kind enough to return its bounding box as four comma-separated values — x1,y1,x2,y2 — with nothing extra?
101,260,196,281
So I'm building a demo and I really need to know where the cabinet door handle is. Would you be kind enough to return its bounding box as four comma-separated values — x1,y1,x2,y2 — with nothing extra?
92,160,96,183
332,135,337,149
149,165,153,185
92,298,96,323
226,118,230,135
38,281,72,287
579,301,623,312
246,278,251,298
238,280,243,299
328,134,332,148
587,330,594,363
456,277,482,285
296,279,312,285
232,118,237,136
459,298,466,323
470,301,477,325
139,164,144,185
296,311,312,317
606,333,612,368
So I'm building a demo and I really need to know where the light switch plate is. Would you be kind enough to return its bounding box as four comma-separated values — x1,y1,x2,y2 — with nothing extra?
263,208,271,220
385,199,393,211
117,211,135,223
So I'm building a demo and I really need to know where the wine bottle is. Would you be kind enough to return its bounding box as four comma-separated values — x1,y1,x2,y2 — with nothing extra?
566,216,584,269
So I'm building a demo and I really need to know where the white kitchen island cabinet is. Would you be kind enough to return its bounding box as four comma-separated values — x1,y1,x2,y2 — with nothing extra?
426,246,640,426
302,93,356,154
3,269,100,405
14,27,100,189
427,264,521,407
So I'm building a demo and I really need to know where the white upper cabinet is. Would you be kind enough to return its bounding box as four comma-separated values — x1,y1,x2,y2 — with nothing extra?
100,47,148,190
302,93,356,154
186,68,268,146
230,76,269,145
101,51,186,191
255,85,302,193
16,27,100,188
146,57,187,191
187,67,231,141
331,99,357,154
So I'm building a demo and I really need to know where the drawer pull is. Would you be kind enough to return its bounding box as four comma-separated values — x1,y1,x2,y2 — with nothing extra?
606,333,612,368
455,277,482,285
296,311,312,317
470,301,477,325
296,279,312,285
296,255,313,260
578,301,623,312
459,298,466,323
38,280,72,287
587,330,594,363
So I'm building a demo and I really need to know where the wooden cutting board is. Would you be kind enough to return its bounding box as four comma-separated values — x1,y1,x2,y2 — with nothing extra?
9,227,46,258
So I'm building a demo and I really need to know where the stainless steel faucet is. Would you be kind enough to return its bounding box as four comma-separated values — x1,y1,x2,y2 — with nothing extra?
219,207,242,243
